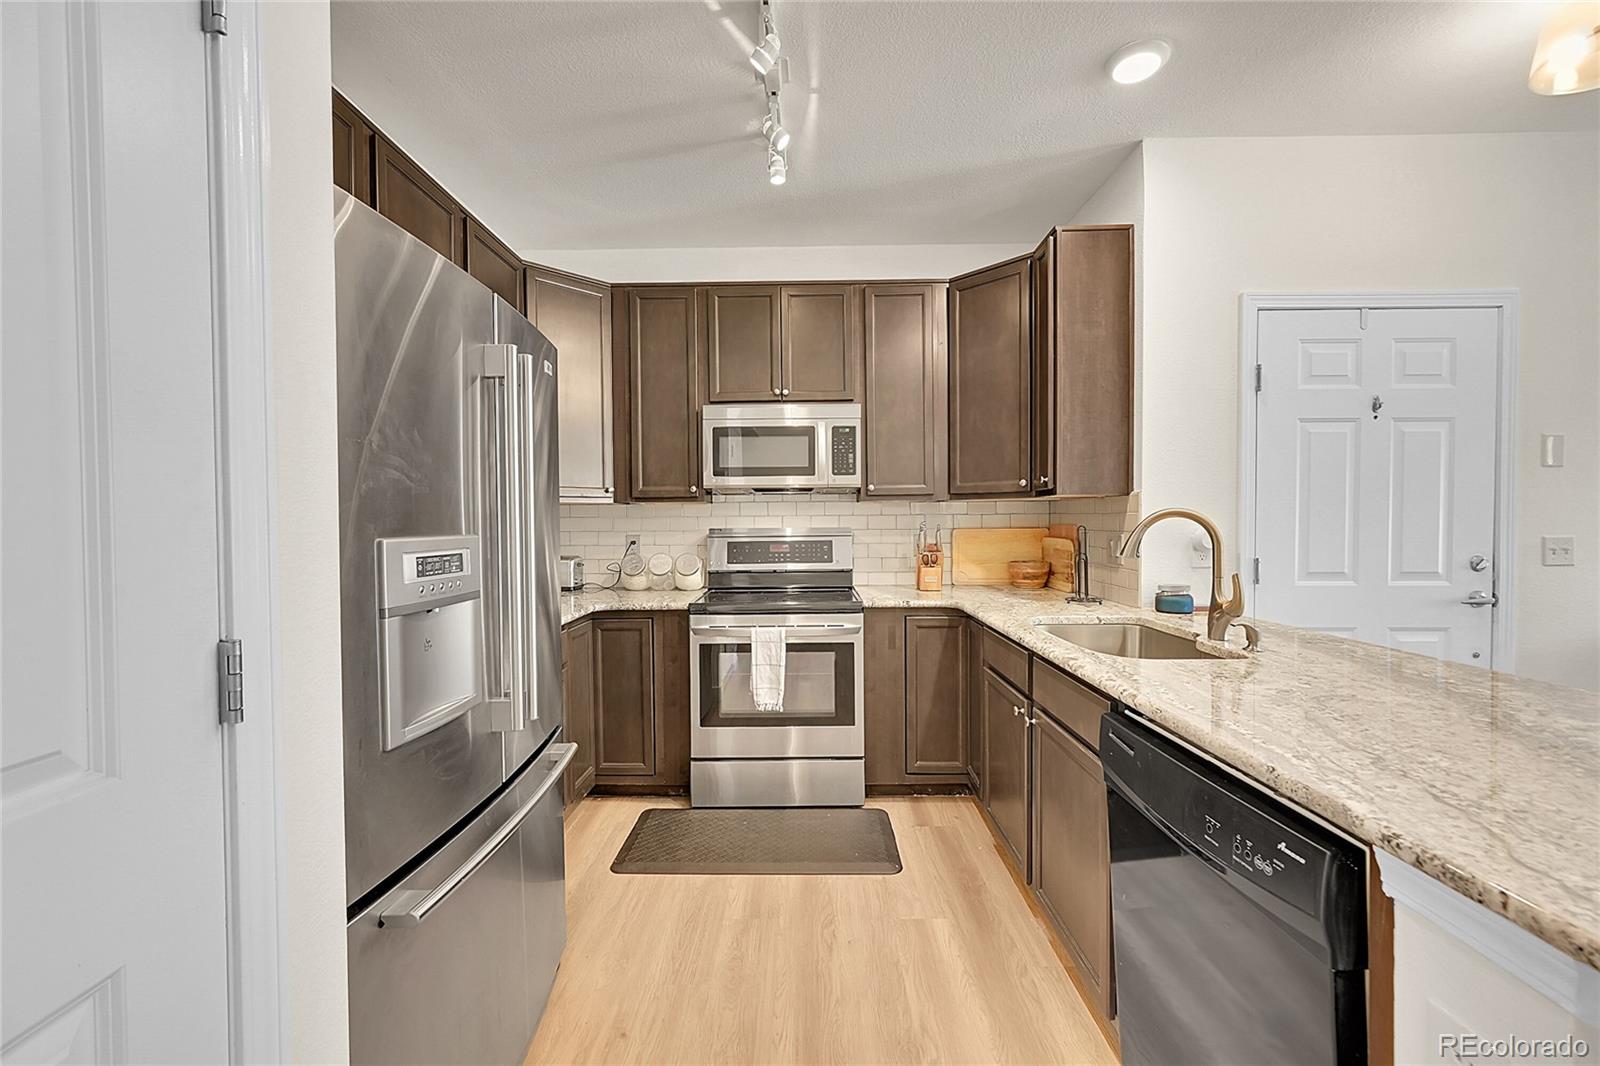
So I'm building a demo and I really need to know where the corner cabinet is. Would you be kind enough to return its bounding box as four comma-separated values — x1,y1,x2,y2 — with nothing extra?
863,284,946,498
949,257,1033,497
618,288,703,500
530,267,614,502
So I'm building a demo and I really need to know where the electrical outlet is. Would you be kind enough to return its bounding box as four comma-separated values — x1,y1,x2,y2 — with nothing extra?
1541,535,1576,567
1191,532,1213,570
1105,532,1124,565
623,534,642,558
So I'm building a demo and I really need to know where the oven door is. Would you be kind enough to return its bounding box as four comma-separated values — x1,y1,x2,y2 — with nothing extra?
701,417,826,491
689,613,864,758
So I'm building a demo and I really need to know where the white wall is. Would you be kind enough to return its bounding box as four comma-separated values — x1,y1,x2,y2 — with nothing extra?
262,2,350,1062
520,243,1029,283
1138,133,1599,689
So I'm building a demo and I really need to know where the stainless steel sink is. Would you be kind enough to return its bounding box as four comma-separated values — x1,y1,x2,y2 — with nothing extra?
1035,622,1224,660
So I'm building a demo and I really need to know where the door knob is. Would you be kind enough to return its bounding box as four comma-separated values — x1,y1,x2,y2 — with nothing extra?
1468,554,1488,572
1460,590,1497,608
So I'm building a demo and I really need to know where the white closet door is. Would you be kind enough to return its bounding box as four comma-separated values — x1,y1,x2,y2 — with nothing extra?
2,3,232,1061
1254,306,1499,667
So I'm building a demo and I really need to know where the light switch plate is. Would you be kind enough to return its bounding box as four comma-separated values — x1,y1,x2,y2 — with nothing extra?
1541,535,1576,567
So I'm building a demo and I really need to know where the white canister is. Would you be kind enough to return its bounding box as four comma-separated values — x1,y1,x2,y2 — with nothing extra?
673,552,704,591
619,552,649,591
646,552,674,590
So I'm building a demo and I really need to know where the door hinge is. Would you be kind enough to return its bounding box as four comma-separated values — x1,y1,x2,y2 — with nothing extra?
201,0,227,35
1254,364,1262,393
217,638,244,725
1252,557,1261,585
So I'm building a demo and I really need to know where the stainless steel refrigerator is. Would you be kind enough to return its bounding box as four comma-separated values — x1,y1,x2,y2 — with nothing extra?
334,190,571,1065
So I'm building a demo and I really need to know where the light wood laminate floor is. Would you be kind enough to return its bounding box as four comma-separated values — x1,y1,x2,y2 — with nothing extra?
525,796,1115,1066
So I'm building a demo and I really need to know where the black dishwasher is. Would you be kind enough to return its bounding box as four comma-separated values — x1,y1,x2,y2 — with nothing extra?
1101,710,1367,1066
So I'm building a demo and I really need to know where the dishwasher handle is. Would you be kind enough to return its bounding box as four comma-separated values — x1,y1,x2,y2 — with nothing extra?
379,742,576,929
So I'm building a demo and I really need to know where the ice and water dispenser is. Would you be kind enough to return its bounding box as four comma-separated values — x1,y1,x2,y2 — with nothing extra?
375,535,484,751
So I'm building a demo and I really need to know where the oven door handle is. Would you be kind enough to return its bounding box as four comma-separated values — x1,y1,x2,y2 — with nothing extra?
691,623,862,637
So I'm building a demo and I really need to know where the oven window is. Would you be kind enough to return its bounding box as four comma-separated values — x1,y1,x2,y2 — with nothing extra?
710,426,817,478
698,642,856,727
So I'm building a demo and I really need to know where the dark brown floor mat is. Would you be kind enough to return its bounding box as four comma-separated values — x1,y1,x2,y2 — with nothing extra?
610,807,902,875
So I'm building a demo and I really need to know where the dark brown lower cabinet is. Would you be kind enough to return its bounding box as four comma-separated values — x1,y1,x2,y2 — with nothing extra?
965,617,984,796
592,617,655,776
562,620,596,805
1031,708,1114,1018
864,609,969,789
982,667,1031,876
904,615,967,774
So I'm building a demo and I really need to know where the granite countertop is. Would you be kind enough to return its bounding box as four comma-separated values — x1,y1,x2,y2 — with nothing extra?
559,580,1600,967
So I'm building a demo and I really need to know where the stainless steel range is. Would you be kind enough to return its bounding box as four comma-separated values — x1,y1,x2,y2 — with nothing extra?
689,528,865,807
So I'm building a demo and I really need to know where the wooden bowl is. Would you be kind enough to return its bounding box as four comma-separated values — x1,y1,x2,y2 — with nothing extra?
1007,559,1050,589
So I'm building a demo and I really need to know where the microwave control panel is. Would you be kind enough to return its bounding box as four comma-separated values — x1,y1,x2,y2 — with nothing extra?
829,424,858,477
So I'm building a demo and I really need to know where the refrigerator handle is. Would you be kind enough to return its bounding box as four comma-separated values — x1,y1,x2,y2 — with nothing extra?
477,343,527,734
517,350,542,724
378,742,576,929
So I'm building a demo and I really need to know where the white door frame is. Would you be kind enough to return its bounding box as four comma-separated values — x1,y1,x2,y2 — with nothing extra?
1237,291,1520,673
205,3,287,1061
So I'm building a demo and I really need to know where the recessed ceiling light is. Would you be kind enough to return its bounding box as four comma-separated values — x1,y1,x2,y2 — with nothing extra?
1106,39,1171,85
1529,2,1599,95
767,149,788,186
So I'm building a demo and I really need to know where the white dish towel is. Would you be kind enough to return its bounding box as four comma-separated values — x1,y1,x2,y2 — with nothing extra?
750,627,786,713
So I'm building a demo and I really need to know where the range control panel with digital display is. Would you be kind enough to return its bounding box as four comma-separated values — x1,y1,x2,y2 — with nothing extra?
829,424,858,477
728,539,835,566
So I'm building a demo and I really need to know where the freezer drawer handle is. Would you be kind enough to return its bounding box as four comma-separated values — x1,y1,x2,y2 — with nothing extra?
378,742,576,929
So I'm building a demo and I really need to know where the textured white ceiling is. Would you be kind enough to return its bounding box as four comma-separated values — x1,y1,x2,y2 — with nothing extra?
331,1,1598,252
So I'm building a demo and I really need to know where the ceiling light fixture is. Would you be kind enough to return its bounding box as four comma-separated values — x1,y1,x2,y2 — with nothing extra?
749,0,781,75
763,102,790,152
1106,39,1171,85
1529,2,1599,95
767,148,788,186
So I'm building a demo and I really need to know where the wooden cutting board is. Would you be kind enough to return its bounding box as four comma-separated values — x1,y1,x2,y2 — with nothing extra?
1042,536,1076,592
951,527,1047,586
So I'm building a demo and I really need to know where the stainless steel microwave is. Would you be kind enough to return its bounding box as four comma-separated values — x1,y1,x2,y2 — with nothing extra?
701,402,862,492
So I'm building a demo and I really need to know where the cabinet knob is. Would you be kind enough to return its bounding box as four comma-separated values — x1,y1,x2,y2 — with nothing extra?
781,388,791,396
1018,479,1027,487
1037,475,1048,484
773,387,781,395
604,485,613,493
689,485,698,494
867,484,876,492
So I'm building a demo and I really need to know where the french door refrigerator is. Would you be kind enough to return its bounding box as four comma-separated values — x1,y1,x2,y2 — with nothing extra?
334,191,572,1065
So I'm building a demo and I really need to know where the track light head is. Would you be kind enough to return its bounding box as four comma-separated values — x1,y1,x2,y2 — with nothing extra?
763,108,790,153
767,148,787,186
749,31,781,75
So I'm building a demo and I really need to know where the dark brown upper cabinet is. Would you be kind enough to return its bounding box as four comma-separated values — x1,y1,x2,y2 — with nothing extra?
623,287,703,500
1049,225,1134,496
462,216,524,313
705,286,782,402
530,267,614,502
904,614,967,775
949,257,1033,497
331,91,372,203
373,135,463,266
1030,235,1056,494
781,285,860,401
863,284,945,498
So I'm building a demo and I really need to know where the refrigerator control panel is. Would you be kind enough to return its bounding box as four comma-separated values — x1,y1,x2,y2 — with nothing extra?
376,534,482,615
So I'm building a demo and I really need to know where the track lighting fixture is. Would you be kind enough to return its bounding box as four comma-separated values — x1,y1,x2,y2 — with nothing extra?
767,148,787,186
763,101,790,153
750,31,781,76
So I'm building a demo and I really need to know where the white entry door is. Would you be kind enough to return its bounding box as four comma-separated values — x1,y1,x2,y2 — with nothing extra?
1253,306,1501,667
2,3,232,1061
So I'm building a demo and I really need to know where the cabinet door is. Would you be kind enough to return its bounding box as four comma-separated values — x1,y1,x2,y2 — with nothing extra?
904,615,967,774
1030,235,1056,494
373,136,463,265
781,285,859,401
627,288,702,499
462,217,524,313
530,267,613,501
1032,710,1113,1018
562,621,596,804
949,256,1032,496
332,91,372,203
863,284,945,497
982,668,1031,876
593,617,655,776
1052,226,1134,496
705,285,781,401
965,618,984,796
